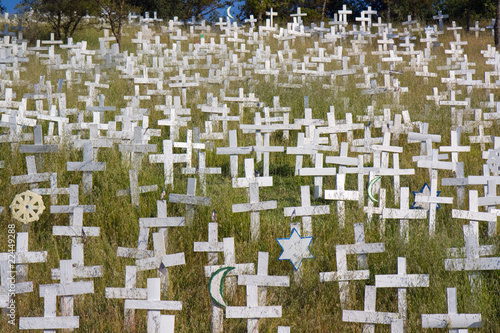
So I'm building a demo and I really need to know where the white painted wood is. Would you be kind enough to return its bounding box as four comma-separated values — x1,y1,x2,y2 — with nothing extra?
382,187,426,242
342,285,399,330
320,223,384,308
125,278,182,333
422,288,481,329
283,185,329,237
169,178,210,225
227,252,289,332
325,173,362,228
66,142,105,194
231,159,277,241
375,257,429,326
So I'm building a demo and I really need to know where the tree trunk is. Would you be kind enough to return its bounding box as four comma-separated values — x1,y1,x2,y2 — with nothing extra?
495,0,500,50
385,0,391,23
466,0,472,31
321,0,327,22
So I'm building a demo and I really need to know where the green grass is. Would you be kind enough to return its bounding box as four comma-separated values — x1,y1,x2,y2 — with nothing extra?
1,20,500,332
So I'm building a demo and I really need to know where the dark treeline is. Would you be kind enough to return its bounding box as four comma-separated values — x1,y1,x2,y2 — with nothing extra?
9,0,500,49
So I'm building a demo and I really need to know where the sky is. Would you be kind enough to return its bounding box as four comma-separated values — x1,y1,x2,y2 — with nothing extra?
3,0,20,14
1,0,241,18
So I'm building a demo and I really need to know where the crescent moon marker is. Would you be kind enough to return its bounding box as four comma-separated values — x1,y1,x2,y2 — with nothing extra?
209,266,235,307
367,177,381,203
226,6,234,19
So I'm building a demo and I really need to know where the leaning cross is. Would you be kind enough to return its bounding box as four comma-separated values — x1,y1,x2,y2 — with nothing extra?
116,169,158,207
169,178,211,225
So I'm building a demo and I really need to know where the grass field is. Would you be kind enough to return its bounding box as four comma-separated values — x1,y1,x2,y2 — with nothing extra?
1,17,500,332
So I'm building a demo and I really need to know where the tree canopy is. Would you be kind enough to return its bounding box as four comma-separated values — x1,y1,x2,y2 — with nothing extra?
18,0,98,40
13,0,499,45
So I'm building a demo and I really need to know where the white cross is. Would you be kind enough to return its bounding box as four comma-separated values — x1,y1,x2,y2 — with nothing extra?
422,287,481,330
283,185,330,237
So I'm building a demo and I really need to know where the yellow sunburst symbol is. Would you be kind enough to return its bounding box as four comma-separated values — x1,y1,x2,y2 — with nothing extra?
10,190,45,223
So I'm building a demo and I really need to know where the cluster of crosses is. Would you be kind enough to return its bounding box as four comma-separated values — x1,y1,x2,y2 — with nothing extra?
1,3,500,332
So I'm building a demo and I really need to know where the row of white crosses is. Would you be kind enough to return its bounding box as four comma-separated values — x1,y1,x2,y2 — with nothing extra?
16,183,102,330
106,199,186,332
2,9,500,330
342,257,429,331
194,213,290,332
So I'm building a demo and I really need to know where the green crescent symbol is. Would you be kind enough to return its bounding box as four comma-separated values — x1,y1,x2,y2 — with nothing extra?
368,176,381,203
209,266,235,307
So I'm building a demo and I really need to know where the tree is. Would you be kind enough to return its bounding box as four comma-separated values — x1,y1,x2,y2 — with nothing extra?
436,0,495,28
96,0,136,50
18,0,96,40
130,0,231,22
495,0,500,50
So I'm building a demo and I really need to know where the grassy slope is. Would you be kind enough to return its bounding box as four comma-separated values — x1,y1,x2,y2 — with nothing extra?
1,22,500,332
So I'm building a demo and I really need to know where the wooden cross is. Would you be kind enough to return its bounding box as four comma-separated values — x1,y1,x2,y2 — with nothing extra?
377,153,414,205
124,278,182,333
51,207,102,279
371,132,403,170
470,165,500,237
205,237,255,296
169,178,211,225
320,223,384,308
287,131,334,176
226,252,289,333
433,11,449,31
469,124,492,150
11,155,52,189
199,121,225,142
283,185,329,237
149,140,176,187
317,110,363,149
66,142,106,195
342,285,400,331
290,7,307,25
382,187,427,242
20,260,93,331
451,190,497,238
18,125,59,154
135,230,185,292
116,169,158,207
182,151,221,195
266,8,278,27
105,265,147,329
338,5,352,25
439,129,469,172
118,126,157,170
216,130,252,178
193,218,227,332
0,232,46,287
50,184,96,216
239,112,287,173
232,159,277,241
157,96,191,141
445,222,500,292
421,287,481,330
375,257,429,327
118,200,184,261
0,259,32,308
413,179,453,236
325,173,362,228
298,153,337,198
